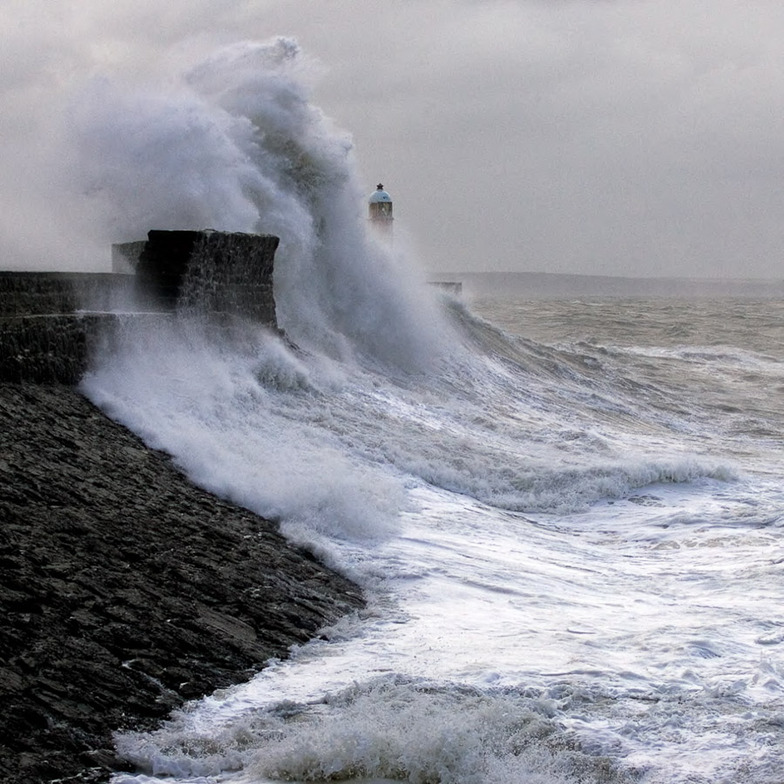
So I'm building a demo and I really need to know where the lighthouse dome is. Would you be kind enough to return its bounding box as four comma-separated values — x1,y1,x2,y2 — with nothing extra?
369,183,392,203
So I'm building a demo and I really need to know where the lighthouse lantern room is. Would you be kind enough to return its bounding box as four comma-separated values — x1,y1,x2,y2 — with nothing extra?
368,183,393,238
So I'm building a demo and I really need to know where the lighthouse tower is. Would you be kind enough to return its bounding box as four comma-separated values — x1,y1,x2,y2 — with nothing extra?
368,183,393,240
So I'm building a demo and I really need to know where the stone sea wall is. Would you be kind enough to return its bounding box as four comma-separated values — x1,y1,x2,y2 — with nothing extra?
137,230,278,324
0,235,366,783
0,231,280,384
0,272,132,385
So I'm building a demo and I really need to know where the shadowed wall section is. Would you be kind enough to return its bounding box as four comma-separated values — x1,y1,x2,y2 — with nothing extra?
137,230,278,323
0,231,280,384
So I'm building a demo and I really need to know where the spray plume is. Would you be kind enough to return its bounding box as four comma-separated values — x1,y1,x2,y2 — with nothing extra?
69,36,451,369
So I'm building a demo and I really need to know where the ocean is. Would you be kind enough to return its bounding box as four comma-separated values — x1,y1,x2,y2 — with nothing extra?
75,38,784,784
79,289,784,784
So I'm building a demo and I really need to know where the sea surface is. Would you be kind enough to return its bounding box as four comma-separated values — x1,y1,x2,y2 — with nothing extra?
76,38,784,784
82,291,784,784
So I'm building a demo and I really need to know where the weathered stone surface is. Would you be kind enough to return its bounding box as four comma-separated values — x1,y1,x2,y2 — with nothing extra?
0,314,107,384
0,232,281,385
0,273,140,385
0,382,364,784
136,230,279,324
0,272,135,317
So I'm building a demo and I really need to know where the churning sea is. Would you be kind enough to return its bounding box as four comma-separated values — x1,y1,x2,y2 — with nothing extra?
72,36,784,784
82,286,784,784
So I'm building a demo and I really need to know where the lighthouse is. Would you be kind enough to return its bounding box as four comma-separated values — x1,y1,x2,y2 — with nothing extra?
368,183,393,240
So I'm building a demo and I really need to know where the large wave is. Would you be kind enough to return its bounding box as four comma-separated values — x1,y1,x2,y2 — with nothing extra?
79,37,735,567
71,40,779,784
70,36,452,370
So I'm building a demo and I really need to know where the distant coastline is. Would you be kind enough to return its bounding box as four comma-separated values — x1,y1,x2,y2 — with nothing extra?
437,271,784,300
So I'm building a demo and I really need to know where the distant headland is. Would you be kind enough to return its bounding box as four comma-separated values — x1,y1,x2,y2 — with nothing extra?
438,271,784,300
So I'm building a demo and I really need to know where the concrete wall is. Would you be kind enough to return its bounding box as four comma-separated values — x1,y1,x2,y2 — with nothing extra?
0,231,280,384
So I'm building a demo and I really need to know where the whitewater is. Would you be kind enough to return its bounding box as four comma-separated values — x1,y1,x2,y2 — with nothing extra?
74,39,784,783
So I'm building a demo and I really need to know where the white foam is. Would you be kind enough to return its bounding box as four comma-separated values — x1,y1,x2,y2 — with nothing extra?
112,678,624,784
69,37,454,373
82,317,405,551
107,475,784,783
73,37,784,784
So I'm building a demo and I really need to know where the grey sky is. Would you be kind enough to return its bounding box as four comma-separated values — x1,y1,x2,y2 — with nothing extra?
2,0,783,278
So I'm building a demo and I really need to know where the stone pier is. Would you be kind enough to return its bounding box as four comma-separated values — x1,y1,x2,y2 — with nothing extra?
0,231,280,384
0,230,367,784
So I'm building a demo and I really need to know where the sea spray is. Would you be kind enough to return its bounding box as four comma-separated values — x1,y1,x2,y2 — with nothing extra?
70,37,784,784
74,35,460,564
113,677,629,784
82,315,406,554
69,36,453,371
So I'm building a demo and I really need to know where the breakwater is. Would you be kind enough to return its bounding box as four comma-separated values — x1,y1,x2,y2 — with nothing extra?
0,230,280,384
0,234,365,784
0,272,133,384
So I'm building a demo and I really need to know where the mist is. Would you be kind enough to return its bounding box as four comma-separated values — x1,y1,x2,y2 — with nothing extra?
2,0,783,280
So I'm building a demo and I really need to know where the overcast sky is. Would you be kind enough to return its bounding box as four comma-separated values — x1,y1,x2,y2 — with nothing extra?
2,0,783,278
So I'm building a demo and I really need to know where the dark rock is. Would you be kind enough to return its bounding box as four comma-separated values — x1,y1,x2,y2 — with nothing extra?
0,382,364,784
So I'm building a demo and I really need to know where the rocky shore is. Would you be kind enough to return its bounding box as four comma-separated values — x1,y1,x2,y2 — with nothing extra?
0,382,364,784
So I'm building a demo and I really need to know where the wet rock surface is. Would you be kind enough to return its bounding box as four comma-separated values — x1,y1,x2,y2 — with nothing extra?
0,382,364,784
